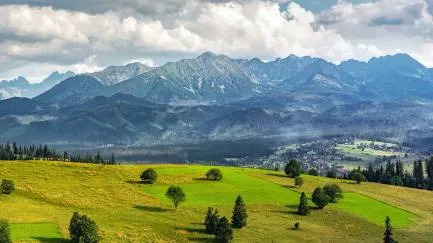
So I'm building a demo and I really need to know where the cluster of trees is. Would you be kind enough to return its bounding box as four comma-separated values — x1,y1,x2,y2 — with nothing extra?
69,212,100,243
1,180,14,195
204,196,247,243
0,142,116,165
298,184,343,214
347,157,433,190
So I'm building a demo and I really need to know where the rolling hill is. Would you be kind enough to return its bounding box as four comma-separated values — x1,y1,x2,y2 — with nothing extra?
1,160,432,242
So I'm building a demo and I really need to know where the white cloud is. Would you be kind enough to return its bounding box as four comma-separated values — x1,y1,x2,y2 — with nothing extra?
0,0,432,81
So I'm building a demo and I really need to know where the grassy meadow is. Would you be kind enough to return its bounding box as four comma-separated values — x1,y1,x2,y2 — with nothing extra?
1,161,433,242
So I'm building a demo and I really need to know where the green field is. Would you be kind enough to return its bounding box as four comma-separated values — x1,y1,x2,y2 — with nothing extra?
1,161,433,242
10,223,63,242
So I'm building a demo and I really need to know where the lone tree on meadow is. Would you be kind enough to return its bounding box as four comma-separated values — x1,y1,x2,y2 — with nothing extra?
284,160,301,178
140,168,158,184
384,216,397,243
0,219,11,243
215,217,233,243
297,192,310,216
295,177,304,187
206,168,223,181
231,195,247,229
69,212,100,243
204,207,220,234
312,187,330,209
1,180,15,195
165,185,186,209
323,184,343,203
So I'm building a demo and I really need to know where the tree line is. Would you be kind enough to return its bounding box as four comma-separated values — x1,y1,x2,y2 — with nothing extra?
347,156,433,190
0,142,116,165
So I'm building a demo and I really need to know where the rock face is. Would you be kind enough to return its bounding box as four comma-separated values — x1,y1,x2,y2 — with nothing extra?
88,62,154,86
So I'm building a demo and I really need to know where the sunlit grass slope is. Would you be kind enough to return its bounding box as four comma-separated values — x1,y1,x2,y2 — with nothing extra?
0,161,432,242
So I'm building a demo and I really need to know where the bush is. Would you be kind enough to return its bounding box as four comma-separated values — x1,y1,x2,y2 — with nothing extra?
206,168,223,181
69,212,100,243
312,187,330,209
323,184,343,203
140,168,158,184
294,177,304,187
293,222,300,230
326,170,337,179
1,180,15,195
284,160,301,178
0,219,11,243
215,217,233,243
308,168,319,176
165,185,186,209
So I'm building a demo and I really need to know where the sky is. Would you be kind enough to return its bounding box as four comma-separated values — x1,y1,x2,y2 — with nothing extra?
0,0,432,82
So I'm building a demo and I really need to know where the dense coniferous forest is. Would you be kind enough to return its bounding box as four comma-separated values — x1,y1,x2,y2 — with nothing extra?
0,142,115,165
347,157,433,191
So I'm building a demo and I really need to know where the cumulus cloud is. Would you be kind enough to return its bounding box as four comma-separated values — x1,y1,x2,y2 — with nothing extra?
0,0,432,81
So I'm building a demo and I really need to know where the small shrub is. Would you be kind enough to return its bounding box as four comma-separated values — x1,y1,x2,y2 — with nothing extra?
0,219,11,243
293,222,300,230
326,170,337,179
294,177,304,187
140,168,158,184
308,168,319,176
206,168,223,181
1,180,15,195
69,212,100,243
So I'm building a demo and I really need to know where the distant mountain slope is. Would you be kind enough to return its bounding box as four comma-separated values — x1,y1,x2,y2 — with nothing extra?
37,52,433,107
88,62,154,86
34,75,103,106
0,71,75,99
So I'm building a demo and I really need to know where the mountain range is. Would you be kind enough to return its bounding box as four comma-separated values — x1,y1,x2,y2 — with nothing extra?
1,52,433,149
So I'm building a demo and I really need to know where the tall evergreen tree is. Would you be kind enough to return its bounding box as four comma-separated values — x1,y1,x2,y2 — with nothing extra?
297,192,309,216
231,195,247,229
383,216,396,243
215,217,233,243
204,207,219,234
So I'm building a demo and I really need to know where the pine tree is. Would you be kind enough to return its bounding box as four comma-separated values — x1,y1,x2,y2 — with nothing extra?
383,216,396,243
204,207,219,234
297,192,309,215
215,217,233,243
231,195,247,228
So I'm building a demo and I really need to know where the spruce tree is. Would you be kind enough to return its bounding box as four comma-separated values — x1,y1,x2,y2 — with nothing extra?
231,195,247,229
215,217,233,243
383,216,396,243
297,192,309,216
204,207,219,234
